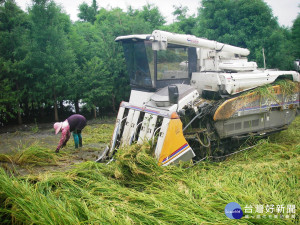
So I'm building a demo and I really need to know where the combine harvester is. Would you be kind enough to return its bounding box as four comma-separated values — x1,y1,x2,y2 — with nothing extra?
98,30,300,165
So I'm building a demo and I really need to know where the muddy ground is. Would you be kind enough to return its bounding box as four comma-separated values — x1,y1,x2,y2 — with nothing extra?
0,119,114,176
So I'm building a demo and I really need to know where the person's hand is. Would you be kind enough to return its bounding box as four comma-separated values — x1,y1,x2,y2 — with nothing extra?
55,148,59,153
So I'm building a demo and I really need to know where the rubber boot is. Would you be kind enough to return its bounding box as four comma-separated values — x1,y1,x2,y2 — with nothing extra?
78,133,82,147
73,132,79,148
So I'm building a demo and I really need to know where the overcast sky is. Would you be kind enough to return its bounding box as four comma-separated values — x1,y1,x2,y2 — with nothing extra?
16,0,299,27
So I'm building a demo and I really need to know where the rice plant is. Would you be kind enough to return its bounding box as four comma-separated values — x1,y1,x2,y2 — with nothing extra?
0,142,58,167
0,117,299,224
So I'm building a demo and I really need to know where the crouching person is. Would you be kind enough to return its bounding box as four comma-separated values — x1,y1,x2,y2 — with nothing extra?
53,114,87,153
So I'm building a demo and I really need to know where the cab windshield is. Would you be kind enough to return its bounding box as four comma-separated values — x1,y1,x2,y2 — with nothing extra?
123,40,154,89
122,40,193,90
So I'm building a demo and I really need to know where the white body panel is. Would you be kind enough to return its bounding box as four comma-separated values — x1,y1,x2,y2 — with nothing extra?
219,61,257,72
167,90,200,111
137,113,152,144
154,118,170,159
129,90,154,106
128,111,141,145
121,109,135,145
145,115,158,140
162,147,195,166
149,89,200,111
108,107,125,157
191,70,300,95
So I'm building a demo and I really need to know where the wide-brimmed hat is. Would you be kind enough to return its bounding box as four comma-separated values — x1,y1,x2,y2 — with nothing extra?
53,122,63,134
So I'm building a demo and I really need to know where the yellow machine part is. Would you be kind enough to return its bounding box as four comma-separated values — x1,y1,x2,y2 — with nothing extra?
213,92,259,121
159,117,191,165
213,84,299,121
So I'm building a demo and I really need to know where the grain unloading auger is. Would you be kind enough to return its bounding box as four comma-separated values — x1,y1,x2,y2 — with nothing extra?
97,30,300,165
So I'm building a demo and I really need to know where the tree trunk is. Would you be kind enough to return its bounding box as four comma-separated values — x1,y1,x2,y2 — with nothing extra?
17,104,22,125
74,99,80,114
53,90,59,122
39,102,46,120
37,102,40,119
93,107,97,119
25,101,29,121
111,94,116,113
54,102,59,121
59,101,64,114
16,82,22,125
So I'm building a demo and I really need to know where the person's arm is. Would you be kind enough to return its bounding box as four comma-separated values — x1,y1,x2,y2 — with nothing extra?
56,126,70,151
62,129,71,147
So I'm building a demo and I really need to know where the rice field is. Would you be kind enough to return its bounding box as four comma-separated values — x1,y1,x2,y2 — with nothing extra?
0,117,299,224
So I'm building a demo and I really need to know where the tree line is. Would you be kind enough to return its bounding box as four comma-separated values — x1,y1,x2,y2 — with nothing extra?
0,0,299,125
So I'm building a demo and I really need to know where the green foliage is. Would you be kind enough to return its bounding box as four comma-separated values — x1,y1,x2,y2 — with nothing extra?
291,15,300,59
137,3,166,29
94,7,153,110
0,0,299,122
196,0,294,70
82,57,113,109
78,0,98,24
0,77,15,119
0,0,29,122
163,5,197,34
67,22,101,111
26,0,76,120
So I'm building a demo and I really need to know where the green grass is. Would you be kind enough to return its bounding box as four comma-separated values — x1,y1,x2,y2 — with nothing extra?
0,117,299,224
83,124,114,144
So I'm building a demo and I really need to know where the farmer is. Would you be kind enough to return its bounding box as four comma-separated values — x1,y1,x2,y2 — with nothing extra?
53,114,87,153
